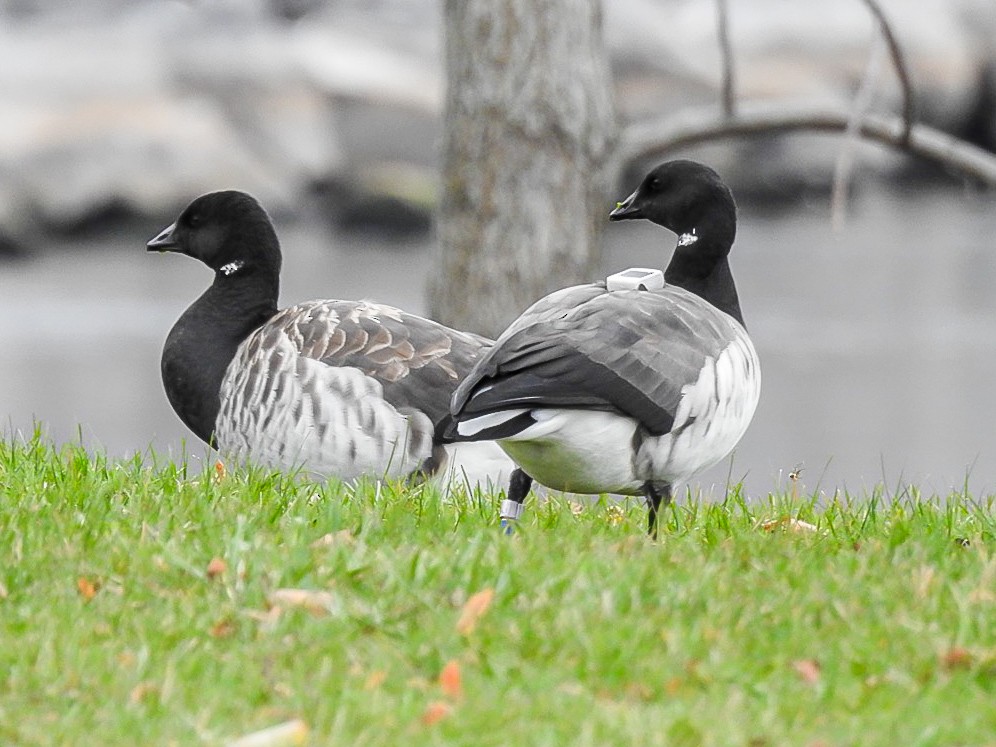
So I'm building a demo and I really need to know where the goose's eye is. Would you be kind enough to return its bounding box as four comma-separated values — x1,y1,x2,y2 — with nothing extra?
187,213,202,228
648,177,663,192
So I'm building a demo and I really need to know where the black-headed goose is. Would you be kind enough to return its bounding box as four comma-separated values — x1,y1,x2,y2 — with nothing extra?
448,160,760,535
148,190,512,488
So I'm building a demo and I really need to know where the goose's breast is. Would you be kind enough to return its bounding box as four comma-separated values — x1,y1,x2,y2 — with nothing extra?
213,331,434,479
638,331,760,483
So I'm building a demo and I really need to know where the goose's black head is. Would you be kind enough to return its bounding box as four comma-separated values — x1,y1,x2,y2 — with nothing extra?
609,160,736,255
147,190,282,279
609,160,744,325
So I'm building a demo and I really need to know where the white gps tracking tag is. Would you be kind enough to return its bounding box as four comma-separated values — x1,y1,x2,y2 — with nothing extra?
605,267,665,292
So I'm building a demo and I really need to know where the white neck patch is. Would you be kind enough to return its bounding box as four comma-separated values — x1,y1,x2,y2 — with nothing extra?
219,260,245,276
677,229,698,247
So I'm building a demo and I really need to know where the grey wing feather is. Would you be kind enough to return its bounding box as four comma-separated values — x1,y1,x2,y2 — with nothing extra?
451,284,735,436
275,300,490,436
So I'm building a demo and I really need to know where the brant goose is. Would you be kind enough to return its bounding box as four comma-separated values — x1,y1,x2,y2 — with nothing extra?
149,190,512,488
448,160,760,535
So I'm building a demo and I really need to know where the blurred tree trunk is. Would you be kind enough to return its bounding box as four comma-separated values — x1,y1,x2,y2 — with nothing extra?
432,0,617,338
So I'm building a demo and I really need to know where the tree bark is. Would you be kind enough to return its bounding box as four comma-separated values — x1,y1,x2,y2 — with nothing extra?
432,0,617,338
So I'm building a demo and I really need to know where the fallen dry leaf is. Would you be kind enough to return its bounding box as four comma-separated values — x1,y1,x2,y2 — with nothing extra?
210,618,236,639
456,588,495,635
760,517,819,534
227,718,308,747
420,701,452,726
364,670,388,690
792,659,821,685
625,681,653,700
968,586,996,604
310,530,355,548
0,580,8,599
268,588,338,616
128,681,159,705
439,660,462,698
76,577,99,601
664,676,682,696
941,647,974,670
206,557,227,580
247,606,284,630
214,460,226,480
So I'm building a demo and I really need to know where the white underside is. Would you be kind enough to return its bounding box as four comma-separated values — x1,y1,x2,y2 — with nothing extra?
434,441,516,494
461,334,761,495
498,410,647,494
214,332,514,488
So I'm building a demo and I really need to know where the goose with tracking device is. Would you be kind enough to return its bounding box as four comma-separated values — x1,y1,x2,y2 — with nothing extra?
149,190,513,488
447,160,760,535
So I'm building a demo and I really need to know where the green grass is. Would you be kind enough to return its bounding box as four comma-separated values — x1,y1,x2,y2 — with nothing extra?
1,432,994,746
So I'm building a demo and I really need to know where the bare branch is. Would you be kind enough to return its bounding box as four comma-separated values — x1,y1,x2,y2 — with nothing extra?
859,0,914,145
716,0,735,117
620,102,996,185
832,34,886,230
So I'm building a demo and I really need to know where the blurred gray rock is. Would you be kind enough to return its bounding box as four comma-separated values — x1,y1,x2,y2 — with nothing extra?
0,0,993,250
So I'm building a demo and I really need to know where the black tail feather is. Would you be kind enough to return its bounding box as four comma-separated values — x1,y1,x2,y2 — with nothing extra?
443,410,537,443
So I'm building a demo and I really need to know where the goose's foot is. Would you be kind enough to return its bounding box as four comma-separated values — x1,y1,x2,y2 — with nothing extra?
645,482,672,539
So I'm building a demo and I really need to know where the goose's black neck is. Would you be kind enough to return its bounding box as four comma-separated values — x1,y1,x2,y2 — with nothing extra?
161,267,279,445
663,201,745,326
665,249,745,327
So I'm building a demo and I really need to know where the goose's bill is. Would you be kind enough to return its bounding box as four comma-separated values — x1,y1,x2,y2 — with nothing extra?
609,190,641,220
147,222,178,251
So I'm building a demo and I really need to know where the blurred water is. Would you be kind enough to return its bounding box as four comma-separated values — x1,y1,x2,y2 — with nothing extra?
2,183,995,499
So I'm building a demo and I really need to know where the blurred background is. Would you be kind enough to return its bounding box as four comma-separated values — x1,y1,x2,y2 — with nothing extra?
1,0,995,499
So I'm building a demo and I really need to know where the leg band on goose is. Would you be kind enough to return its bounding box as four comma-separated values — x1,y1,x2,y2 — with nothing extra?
500,498,525,522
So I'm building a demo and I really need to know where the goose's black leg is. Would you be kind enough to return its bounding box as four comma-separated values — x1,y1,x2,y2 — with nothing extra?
645,482,672,539
500,468,533,533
